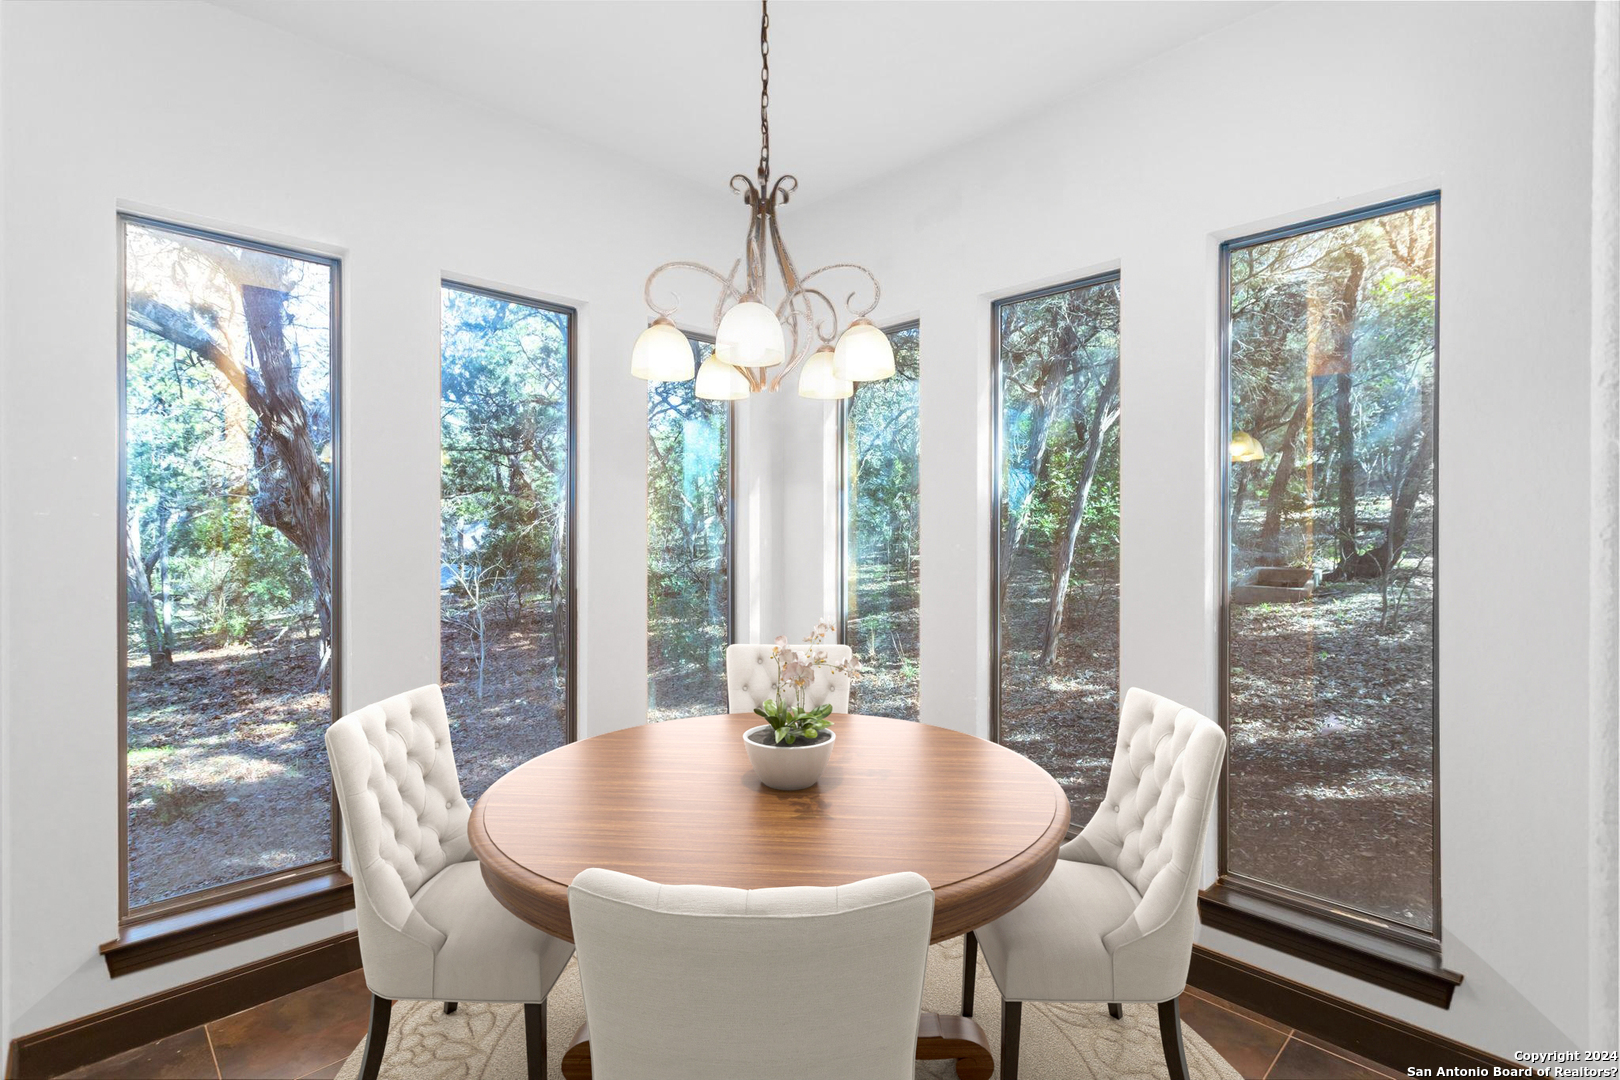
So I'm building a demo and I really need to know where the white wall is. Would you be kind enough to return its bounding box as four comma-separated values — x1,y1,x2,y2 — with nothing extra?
0,0,735,1049
1588,0,1620,1053
782,0,1605,1058
0,0,1610,1062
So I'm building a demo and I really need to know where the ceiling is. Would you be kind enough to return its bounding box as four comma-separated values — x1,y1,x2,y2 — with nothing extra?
210,0,1271,199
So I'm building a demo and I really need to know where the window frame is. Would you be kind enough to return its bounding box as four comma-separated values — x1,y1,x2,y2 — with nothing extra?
1215,192,1443,951
835,320,920,677
644,331,737,719
116,212,345,926
987,272,1121,748
438,278,579,746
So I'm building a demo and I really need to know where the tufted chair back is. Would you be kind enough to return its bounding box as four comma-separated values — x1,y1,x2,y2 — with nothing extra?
725,643,853,714
1059,687,1227,1000
326,684,472,999
570,868,933,1079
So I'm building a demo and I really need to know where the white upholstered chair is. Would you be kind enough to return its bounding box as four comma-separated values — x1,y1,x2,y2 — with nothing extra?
964,688,1227,1080
568,867,934,1080
325,685,574,1080
725,642,853,713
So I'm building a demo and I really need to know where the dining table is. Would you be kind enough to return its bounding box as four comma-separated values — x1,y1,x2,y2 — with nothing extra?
469,712,1070,1080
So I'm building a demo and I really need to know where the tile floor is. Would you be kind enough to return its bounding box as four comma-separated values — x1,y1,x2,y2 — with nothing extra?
58,969,1403,1079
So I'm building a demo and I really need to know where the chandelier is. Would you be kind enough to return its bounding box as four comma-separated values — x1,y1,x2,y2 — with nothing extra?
630,0,895,402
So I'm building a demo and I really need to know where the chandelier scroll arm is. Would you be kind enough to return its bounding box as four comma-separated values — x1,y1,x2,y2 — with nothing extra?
644,260,744,320
766,287,835,391
711,258,745,330
798,262,882,319
633,0,889,403
767,174,798,209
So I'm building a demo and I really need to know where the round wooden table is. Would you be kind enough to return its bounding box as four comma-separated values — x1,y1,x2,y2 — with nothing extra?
470,713,1070,1079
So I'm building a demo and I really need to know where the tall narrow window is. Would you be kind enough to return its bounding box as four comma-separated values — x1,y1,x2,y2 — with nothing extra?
1222,195,1439,935
121,216,340,914
440,283,574,801
993,277,1121,815
839,323,921,720
647,336,733,721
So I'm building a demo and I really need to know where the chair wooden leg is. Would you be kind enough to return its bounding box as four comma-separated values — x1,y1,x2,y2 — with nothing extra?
1159,998,1189,1080
359,994,392,1080
961,930,978,1017
525,1000,546,1080
1001,999,1022,1080
1108,1002,1123,1020
444,1001,458,1014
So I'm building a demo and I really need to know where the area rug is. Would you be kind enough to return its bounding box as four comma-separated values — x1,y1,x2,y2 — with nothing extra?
334,936,1242,1079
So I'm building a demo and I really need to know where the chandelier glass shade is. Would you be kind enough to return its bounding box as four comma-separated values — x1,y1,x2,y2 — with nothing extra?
695,354,752,400
715,299,785,368
831,318,895,382
797,347,853,400
630,318,696,382
631,0,893,403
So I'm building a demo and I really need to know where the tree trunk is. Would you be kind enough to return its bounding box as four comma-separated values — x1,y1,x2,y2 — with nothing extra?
1039,362,1120,666
1231,468,1251,526
126,516,172,669
998,322,1094,605
1334,372,1356,560
241,285,334,686
710,476,728,641
128,277,334,686
1332,391,1433,580
157,499,175,649
550,490,569,689
1326,252,1365,562
1258,393,1311,560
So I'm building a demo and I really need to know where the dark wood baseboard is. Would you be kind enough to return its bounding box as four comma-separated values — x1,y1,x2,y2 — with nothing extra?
1189,943,1517,1076
7,931,360,1079
6,931,1514,1080
101,871,354,977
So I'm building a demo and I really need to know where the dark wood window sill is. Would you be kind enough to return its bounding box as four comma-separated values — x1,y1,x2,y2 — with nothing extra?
1198,881,1463,1008
101,872,354,977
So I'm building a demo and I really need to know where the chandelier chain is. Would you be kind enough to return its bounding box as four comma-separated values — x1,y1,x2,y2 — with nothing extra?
636,0,891,398
758,0,770,185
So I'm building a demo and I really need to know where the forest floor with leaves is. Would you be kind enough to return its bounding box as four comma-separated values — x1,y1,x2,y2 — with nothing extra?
126,633,332,908
847,594,921,722
439,605,566,803
123,608,566,908
1000,556,1433,930
999,565,1123,813
646,598,728,722
1227,577,1435,929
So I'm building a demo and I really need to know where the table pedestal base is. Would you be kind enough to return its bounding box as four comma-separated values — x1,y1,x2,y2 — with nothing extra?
916,1012,995,1079
560,1012,994,1079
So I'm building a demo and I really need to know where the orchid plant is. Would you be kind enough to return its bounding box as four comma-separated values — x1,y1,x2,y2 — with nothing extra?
755,617,861,745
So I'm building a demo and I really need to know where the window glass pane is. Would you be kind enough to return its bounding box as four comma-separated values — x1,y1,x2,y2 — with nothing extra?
440,285,572,801
122,219,336,910
995,279,1121,815
1224,200,1438,932
842,324,921,720
647,338,732,721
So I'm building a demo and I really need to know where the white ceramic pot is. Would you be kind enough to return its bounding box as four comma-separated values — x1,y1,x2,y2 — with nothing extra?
743,725,836,791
